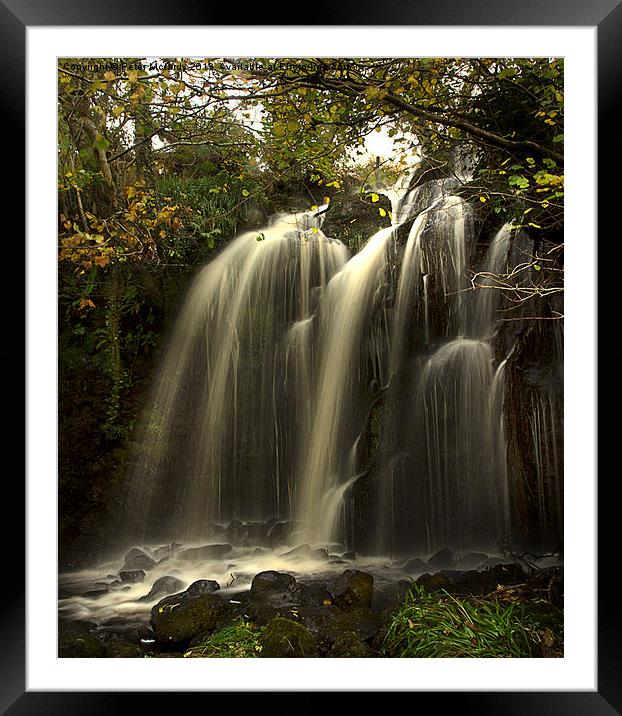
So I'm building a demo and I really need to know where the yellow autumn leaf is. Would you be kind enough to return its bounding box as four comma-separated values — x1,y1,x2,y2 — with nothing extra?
379,207,387,217
371,193,380,203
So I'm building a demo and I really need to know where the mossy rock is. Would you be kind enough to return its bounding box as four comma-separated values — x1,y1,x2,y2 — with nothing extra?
258,617,318,657
328,570,374,611
150,593,226,647
292,605,380,655
107,642,143,658
58,632,107,658
330,631,375,658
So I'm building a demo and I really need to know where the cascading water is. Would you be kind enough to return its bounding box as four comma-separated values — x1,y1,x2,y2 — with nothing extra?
124,173,561,560
376,206,515,555
126,208,348,543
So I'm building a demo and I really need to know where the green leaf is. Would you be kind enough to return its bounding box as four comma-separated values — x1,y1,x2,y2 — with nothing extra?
94,135,111,152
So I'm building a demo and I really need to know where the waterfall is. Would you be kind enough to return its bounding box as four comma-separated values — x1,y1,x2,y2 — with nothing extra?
376,206,513,555
126,209,348,542
124,175,560,559
294,225,395,544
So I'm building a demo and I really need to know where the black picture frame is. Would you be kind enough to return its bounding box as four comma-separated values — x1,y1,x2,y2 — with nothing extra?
6,2,612,712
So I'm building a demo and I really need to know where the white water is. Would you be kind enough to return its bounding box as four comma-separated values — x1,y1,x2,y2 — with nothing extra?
123,175,560,560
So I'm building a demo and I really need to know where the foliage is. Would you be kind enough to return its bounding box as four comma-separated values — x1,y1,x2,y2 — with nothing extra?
182,619,264,658
380,583,563,658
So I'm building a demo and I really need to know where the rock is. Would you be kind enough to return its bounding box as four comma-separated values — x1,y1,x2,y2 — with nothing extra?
152,545,173,560
416,563,527,596
225,520,245,545
416,571,453,592
253,547,268,556
459,552,489,570
258,617,318,657
328,570,374,611
107,642,142,658
139,576,186,602
123,548,156,572
290,582,333,607
428,548,455,569
310,548,329,561
242,522,271,546
150,592,227,646
267,521,294,547
329,559,347,565
119,570,146,584
403,558,430,574
340,551,356,561
185,579,221,596
250,570,296,600
330,631,375,657
58,631,108,658
178,544,233,562
84,589,108,599
295,604,380,654
280,544,311,560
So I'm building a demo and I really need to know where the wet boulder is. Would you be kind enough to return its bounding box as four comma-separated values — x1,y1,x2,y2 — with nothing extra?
139,576,186,603
328,570,374,611
119,569,146,584
280,544,311,560
402,558,430,574
122,548,156,572
178,544,233,562
185,579,221,596
459,552,490,570
83,589,108,599
150,592,228,647
249,570,296,600
309,548,329,561
295,604,380,654
428,548,455,570
267,521,297,547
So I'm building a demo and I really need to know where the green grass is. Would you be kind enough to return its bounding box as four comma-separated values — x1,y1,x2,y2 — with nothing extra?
183,618,265,658
380,584,562,658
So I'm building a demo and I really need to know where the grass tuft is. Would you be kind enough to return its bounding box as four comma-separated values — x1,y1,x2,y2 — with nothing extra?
380,583,562,658
183,618,264,658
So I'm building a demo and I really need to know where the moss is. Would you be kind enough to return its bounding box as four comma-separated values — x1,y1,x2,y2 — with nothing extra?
258,617,318,658
150,593,225,646
329,631,374,658
58,633,107,658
